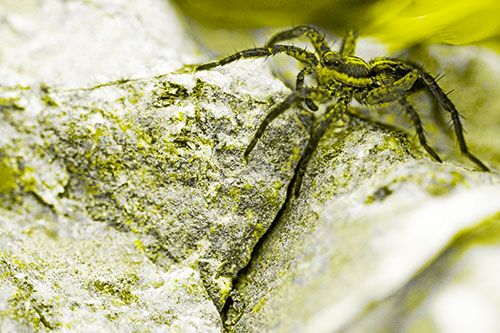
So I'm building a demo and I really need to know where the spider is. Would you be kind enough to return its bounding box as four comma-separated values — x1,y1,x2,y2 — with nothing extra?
196,25,489,195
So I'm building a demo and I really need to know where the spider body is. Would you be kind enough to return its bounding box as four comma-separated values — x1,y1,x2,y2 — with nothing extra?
196,25,489,195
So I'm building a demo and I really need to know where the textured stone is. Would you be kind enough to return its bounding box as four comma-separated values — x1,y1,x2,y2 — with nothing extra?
0,0,198,88
0,60,311,328
224,116,500,332
1,0,311,330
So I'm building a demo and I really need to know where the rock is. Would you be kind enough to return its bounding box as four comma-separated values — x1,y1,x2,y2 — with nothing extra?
0,0,198,88
221,36,500,333
0,60,310,330
221,33,500,333
224,116,500,330
0,213,223,332
1,0,310,330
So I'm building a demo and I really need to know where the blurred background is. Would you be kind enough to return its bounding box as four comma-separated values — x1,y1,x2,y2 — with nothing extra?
173,0,500,53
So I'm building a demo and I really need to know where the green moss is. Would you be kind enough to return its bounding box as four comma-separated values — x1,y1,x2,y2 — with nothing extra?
423,169,469,196
0,158,17,194
251,297,266,314
126,92,142,105
40,90,59,107
1,254,57,330
365,185,393,204
253,223,265,239
90,278,139,305
379,136,404,155
0,97,22,109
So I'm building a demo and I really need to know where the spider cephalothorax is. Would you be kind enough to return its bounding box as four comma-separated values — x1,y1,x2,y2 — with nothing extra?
196,25,489,195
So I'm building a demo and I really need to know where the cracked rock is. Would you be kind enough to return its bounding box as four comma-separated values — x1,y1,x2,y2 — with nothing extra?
0,62,311,330
225,131,500,331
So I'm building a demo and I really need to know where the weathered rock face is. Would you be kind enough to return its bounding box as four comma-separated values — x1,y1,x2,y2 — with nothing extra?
224,115,500,331
2,0,500,332
1,0,310,330
0,61,311,329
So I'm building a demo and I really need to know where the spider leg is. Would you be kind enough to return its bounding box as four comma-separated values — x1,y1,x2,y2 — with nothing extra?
420,72,489,171
366,70,419,104
296,67,319,111
364,71,444,162
294,89,353,196
399,98,443,162
265,25,331,57
366,63,489,171
339,29,359,56
244,87,332,160
196,45,318,71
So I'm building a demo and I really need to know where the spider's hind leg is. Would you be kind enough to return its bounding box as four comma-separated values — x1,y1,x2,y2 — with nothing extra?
364,70,443,163
420,72,489,171
399,98,443,163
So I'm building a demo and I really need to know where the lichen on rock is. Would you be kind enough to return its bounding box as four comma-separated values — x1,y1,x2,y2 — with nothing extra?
224,112,500,332
0,57,311,330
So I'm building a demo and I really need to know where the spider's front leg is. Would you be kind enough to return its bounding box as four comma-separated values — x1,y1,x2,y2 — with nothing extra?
296,67,319,111
244,87,332,161
196,45,318,72
267,26,359,58
339,29,359,56
265,25,331,56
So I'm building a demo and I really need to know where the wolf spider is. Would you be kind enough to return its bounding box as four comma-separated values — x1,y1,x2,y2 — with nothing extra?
196,25,489,195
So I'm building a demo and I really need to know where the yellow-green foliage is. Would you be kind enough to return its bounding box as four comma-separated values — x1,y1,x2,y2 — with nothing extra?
365,0,500,50
175,0,500,51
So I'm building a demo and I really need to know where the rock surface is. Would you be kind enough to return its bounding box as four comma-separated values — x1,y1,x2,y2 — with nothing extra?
1,0,308,330
0,0,198,89
224,117,500,331
0,62,310,329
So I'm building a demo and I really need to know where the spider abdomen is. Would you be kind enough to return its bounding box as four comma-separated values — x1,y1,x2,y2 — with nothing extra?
318,53,374,88
317,66,374,88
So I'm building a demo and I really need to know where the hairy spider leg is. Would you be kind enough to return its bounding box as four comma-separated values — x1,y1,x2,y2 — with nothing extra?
339,29,359,56
266,28,357,111
399,98,443,162
265,25,331,57
365,70,419,103
264,26,331,111
296,67,319,111
368,59,488,171
362,62,444,162
244,87,333,160
294,90,354,196
420,71,489,171
196,45,318,72
365,70,443,162
266,26,331,110
364,69,442,162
